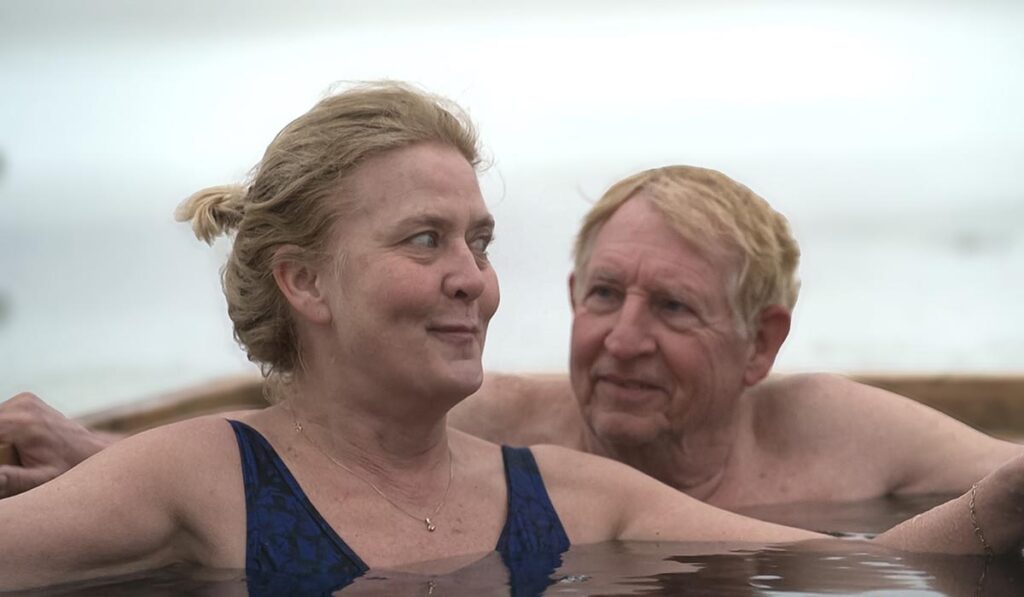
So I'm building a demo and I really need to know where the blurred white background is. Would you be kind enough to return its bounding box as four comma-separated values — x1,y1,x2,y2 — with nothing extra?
1,0,1022,416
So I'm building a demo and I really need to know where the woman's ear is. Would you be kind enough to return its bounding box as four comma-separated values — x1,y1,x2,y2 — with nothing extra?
742,305,791,386
272,246,332,325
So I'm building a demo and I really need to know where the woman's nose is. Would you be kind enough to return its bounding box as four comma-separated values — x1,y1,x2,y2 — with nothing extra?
442,242,486,301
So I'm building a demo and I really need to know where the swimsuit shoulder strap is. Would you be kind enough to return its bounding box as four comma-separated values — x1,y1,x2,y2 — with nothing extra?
496,445,571,554
227,419,368,594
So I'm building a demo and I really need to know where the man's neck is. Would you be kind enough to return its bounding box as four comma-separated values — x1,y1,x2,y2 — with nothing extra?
580,411,748,502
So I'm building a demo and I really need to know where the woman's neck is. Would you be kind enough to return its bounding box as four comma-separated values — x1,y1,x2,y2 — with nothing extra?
280,374,454,476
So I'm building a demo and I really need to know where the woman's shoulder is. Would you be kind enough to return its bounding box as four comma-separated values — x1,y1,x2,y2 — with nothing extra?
92,414,246,506
111,415,248,562
523,444,667,543
118,413,247,456
527,443,667,493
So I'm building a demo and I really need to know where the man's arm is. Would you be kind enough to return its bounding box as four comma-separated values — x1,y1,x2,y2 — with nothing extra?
768,373,1023,496
448,372,581,447
0,393,121,498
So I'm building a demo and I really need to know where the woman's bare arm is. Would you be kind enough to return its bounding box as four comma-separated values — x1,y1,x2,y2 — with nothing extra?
874,453,1024,554
0,417,241,591
536,444,1024,554
533,444,823,546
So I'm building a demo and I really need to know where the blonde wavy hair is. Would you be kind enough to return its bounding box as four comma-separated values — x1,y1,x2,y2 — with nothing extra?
175,82,480,383
573,165,801,334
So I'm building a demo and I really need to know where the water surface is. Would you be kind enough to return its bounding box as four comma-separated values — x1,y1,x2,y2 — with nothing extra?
12,495,1021,596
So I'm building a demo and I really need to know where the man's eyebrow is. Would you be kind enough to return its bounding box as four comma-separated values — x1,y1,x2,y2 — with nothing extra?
472,214,496,230
588,266,625,281
589,264,699,296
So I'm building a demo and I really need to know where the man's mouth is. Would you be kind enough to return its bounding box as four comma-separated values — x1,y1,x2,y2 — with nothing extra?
597,374,664,392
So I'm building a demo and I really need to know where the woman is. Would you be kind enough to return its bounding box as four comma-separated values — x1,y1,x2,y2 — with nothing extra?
0,82,1020,594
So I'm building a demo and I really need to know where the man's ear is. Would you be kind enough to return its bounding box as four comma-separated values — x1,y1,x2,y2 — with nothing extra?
568,273,578,310
272,246,333,325
743,305,791,386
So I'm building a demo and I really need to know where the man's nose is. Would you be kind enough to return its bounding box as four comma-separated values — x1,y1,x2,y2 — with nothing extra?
603,295,656,359
441,242,486,302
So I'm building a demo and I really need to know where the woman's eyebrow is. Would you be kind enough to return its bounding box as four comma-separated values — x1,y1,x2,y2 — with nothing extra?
393,212,494,228
394,214,449,230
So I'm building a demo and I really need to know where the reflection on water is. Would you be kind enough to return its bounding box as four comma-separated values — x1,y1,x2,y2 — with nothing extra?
6,565,246,596
16,542,1021,596
11,497,1024,596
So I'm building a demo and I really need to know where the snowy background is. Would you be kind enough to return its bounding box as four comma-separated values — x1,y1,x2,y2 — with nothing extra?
1,0,1021,415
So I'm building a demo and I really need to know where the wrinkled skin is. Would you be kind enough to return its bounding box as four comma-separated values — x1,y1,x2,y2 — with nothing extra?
0,393,115,498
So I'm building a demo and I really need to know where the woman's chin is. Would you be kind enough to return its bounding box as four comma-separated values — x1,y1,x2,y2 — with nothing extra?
439,363,485,399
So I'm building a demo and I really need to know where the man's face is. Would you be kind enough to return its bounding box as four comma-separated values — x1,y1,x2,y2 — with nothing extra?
569,194,756,447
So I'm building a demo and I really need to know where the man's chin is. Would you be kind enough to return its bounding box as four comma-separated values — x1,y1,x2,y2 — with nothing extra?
588,412,666,447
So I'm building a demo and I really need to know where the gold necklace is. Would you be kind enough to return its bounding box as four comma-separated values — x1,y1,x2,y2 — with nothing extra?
288,407,454,533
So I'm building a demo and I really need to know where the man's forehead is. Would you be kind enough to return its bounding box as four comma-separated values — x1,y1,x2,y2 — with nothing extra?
588,221,716,268
584,249,717,294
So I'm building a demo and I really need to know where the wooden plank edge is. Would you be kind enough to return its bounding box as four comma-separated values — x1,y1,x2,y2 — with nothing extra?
850,373,1024,436
75,372,1024,436
77,374,267,434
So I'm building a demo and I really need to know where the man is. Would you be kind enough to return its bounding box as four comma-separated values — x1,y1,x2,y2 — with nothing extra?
449,166,1020,510
2,165,1019,511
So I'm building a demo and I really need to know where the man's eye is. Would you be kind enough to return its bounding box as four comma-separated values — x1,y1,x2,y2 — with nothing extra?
585,285,620,306
469,234,493,256
658,297,694,319
661,299,689,313
408,232,439,248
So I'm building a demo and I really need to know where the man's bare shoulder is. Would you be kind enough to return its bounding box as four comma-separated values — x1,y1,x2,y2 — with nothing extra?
750,371,849,407
752,372,943,421
745,372,1022,497
746,373,901,448
747,371,987,455
449,373,584,448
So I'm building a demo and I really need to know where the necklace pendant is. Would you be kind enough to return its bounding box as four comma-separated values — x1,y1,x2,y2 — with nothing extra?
425,517,436,532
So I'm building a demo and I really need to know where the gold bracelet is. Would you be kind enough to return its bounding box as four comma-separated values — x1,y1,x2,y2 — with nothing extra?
970,482,995,557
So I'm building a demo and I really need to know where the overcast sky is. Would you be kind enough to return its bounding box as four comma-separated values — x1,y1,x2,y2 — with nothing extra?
2,0,1022,413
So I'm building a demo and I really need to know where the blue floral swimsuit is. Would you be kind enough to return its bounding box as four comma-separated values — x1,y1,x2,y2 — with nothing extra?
228,420,570,595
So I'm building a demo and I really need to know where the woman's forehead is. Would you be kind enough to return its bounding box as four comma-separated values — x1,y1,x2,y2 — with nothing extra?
346,145,483,214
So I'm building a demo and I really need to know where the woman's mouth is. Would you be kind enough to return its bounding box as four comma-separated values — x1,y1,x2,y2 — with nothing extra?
428,323,479,343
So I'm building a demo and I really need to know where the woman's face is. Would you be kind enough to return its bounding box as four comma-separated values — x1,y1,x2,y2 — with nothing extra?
320,142,499,402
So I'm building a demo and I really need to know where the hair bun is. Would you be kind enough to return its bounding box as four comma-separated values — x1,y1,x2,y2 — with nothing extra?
175,184,246,244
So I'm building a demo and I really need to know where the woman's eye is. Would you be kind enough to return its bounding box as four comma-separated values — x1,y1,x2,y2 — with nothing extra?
408,232,439,248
